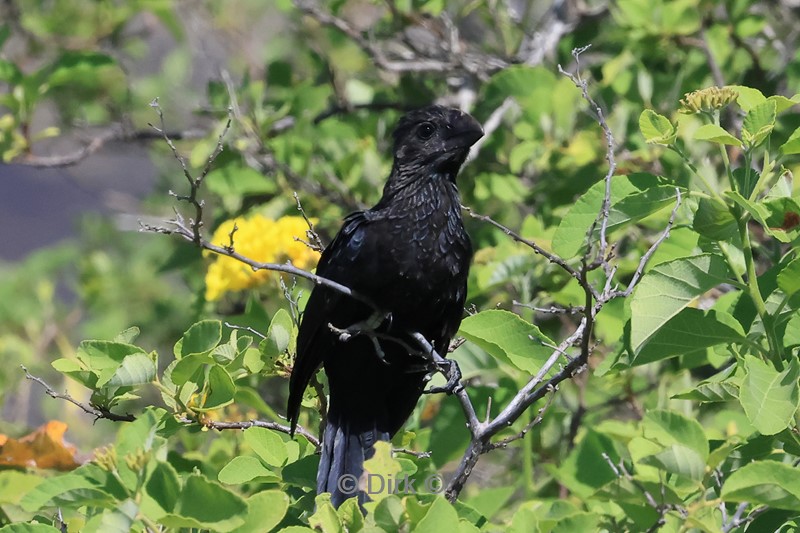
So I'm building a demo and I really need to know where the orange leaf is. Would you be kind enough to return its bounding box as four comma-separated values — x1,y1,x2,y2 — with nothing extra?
0,420,80,470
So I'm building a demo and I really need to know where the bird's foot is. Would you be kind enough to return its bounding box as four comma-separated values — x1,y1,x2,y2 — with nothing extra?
424,358,463,395
328,312,392,364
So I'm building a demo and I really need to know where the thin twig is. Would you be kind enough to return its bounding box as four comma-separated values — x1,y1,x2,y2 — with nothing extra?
558,45,616,274
462,206,598,299
513,301,585,315
488,385,557,449
607,189,682,299
22,365,135,422
223,322,266,340
177,416,320,448
293,192,325,251
394,448,432,459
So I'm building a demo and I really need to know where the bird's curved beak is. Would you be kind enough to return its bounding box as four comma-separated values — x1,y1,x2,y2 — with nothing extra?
445,113,484,151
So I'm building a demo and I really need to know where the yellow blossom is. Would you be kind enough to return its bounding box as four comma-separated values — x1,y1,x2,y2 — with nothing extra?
679,86,738,114
204,214,320,301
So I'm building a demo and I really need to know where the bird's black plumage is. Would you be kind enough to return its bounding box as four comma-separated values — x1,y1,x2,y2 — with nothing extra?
287,105,483,508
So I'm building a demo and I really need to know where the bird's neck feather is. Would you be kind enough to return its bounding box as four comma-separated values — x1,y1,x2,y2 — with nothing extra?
377,168,461,214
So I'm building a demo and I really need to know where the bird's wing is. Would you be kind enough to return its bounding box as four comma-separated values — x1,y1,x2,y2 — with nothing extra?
287,211,372,431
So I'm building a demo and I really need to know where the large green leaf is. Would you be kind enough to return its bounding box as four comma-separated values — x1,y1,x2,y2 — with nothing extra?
414,497,460,533
552,174,676,258
458,310,555,374
158,475,247,532
628,254,732,352
722,461,800,511
0,526,61,533
218,456,279,484
243,427,288,467
554,430,620,497
631,308,745,366
693,197,738,240
98,352,156,388
639,445,706,481
694,124,742,147
175,320,223,358
739,356,800,436
20,473,113,512
643,410,709,459
231,491,290,533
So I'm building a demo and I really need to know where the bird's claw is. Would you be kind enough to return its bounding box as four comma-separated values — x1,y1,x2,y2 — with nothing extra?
424,359,463,395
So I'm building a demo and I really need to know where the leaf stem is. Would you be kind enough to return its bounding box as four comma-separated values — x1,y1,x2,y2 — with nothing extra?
669,145,722,200
738,218,780,363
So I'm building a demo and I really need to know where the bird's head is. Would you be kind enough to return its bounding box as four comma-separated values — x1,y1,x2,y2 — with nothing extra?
391,105,484,178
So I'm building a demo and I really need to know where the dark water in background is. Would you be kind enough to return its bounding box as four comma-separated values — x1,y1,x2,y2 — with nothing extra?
0,143,157,262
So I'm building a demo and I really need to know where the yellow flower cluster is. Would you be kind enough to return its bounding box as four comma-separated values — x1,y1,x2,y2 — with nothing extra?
205,215,320,301
679,86,738,114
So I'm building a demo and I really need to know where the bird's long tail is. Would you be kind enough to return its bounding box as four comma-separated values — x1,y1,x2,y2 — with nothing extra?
317,411,390,508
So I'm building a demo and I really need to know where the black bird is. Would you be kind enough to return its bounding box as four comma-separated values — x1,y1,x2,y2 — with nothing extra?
287,105,483,508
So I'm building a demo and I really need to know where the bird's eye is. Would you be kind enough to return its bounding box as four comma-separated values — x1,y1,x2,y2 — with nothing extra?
417,122,436,140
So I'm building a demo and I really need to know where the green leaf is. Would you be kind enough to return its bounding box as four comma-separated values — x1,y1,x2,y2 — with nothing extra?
767,93,800,113
83,500,138,533
140,461,181,521
261,308,294,362
778,257,800,297
113,327,140,344
555,430,620,497
552,174,672,258
643,410,709,459
631,308,745,366
0,526,61,533
722,461,800,511
243,427,288,467
194,364,235,411
0,59,21,84
552,513,600,533
362,441,402,503
20,473,113,512
159,475,247,532
639,109,675,144
672,381,739,402
781,127,800,155
628,254,732,352
739,356,800,436
99,352,156,388
784,312,800,347
77,340,147,372
458,310,555,374
373,495,404,532
45,51,117,90
414,498,460,533
693,123,742,147
729,85,766,112
464,486,515,520
336,498,366,532
176,320,223,358
218,456,278,484
742,100,777,147
206,164,276,197
308,494,342,533
693,197,738,240
231,490,289,533
639,445,706,481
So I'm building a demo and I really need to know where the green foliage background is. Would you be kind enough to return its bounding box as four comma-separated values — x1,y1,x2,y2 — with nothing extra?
1,0,800,531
